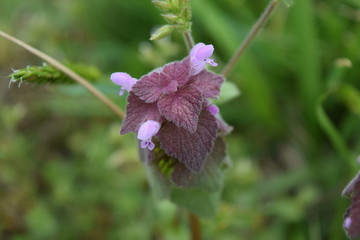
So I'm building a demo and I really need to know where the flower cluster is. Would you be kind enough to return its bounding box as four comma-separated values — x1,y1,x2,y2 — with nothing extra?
111,43,230,172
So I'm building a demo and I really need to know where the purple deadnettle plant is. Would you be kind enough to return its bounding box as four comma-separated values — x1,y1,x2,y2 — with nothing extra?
111,43,231,174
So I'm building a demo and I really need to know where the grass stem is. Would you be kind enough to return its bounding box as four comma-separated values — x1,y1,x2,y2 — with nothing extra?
222,0,278,77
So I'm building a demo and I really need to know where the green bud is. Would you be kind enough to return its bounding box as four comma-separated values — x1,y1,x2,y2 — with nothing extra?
152,0,172,11
161,14,179,24
176,19,185,25
150,25,173,41
178,0,186,7
169,0,179,6
181,7,192,21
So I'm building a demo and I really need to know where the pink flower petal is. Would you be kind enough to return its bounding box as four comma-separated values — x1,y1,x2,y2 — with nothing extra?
137,120,160,141
195,44,214,60
189,43,217,75
190,43,206,59
148,141,155,150
110,72,137,91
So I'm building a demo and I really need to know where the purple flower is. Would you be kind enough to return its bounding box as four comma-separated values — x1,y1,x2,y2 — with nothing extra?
111,72,137,96
115,43,230,172
344,217,352,229
137,120,160,150
190,43,218,75
207,104,219,115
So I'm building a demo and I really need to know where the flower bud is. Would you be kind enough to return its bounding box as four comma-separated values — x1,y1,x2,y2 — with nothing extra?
161,14,179,24
150,25,173,41
152,0,172,11
110,72,137,96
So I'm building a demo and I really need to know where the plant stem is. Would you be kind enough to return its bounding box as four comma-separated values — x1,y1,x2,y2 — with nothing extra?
222,0,279,77
188,212,201,240
0,30,125,119
183,31,195,51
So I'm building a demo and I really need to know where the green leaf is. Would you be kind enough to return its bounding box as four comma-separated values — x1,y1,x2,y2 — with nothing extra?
170,188,221,218
25,202,57,238
291,0,321,127
346,0,360,8
215,81,241,105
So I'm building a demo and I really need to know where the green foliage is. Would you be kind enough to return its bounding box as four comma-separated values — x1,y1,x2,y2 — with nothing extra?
282,0,294,7
214,81,241,105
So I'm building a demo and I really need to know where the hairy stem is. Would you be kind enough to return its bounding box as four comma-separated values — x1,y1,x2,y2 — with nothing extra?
188,212,201,240
0,30,125,119
183,31,195,51
222,0,279,77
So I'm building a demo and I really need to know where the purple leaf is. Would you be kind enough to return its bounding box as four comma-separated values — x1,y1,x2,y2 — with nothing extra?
157,86,203,133
162,58,191,86
120,92,162,135
343,170,360,239
171,137,228,191
132,72,178,103
188,70,224,99
158,108,217,172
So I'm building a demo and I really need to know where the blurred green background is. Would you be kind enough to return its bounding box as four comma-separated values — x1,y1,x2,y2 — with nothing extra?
1,0,360,239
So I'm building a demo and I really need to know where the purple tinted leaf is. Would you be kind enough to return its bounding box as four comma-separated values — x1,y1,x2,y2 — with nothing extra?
120,92,162,134
171,137,228,191
132,72,178,103
188,70,224,99
163,58,191,86
343,170,360,239
158,109,217,172
157,86,203,133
